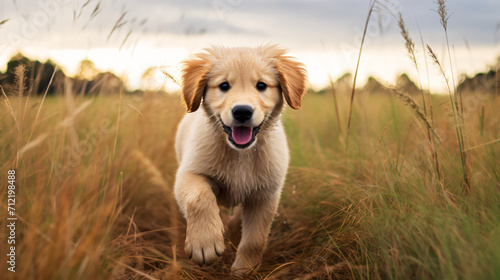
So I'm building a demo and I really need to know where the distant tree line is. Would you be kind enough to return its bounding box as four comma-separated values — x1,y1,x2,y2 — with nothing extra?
1,54,498,97
313,73,424,96
457,69,499,94
0,53,125,96
314,63,499,96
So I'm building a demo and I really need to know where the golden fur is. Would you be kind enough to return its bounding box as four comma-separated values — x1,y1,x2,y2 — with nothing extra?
174,45,307,275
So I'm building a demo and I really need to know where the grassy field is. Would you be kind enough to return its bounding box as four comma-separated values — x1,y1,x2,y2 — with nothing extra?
0,2,499,278
1,81,499,279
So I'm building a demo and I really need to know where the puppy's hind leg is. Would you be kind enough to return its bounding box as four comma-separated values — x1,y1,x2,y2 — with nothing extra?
174,170,225,266
227,206,243,248
231,194,280,276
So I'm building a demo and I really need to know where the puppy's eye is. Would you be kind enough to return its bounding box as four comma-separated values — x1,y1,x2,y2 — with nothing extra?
219,82,230,92
256,82,267,91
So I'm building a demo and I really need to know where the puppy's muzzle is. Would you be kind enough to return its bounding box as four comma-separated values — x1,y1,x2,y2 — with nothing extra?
222,105,261,149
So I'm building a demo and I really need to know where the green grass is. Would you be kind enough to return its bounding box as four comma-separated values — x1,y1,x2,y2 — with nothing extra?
1,89,499,279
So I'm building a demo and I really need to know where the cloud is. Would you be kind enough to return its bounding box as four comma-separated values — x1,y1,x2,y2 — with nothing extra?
154,13,266,36
1,0,498,92
1,0,499,52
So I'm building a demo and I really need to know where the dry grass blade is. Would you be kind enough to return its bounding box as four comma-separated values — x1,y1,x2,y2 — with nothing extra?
112,85,123,158
398,11,444,186
428,42,470,191
63,77,78,148
437,0,450,31
28,65,58,145
1,85,19,131
398,12,431,124
58,100,93,128
436,0,459,112
464,138,500,152
0,18,9,26
435,0,460,117
131,150,170,193
15,64,26,97
1,85,20,166
81,0,92,10
124,103,144,117
74,0,92,22
346,0,377,150
263,262,299,280
294,262,350,280
398,13,417,77
132,150,178,244
113,261,159,280
392,88,443,144
414,15,443,184
329,76,343,135
107,11,128,41
223,232,255,276
160,68,181,86
17,133,48,156
435,0,470,192
119,29,132,51
89,2,101,20
81,1,102,30
426,45,451,95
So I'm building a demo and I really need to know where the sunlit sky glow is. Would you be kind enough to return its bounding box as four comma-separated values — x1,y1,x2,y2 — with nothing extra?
1,0,499,93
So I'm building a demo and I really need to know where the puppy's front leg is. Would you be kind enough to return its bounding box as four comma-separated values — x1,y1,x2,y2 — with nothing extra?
231,193,280,275
174,170,225,266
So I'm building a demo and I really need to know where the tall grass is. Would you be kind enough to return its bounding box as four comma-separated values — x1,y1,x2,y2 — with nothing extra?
1,71,499,280
397,12,444,188
346,0,377,150
285,93,499,280
435,0,471,192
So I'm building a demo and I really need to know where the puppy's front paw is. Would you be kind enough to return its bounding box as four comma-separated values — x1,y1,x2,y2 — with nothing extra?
185,218,225,266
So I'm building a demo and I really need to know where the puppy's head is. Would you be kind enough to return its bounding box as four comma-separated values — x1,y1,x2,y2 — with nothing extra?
181,45,307,150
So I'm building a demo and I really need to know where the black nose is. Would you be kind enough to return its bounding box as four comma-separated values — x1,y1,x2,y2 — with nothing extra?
232,105,254,123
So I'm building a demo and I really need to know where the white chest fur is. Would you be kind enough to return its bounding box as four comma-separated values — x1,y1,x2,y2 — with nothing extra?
176,111,289,206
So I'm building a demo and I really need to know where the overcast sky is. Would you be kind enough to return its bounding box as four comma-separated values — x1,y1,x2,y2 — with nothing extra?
1,0,499,91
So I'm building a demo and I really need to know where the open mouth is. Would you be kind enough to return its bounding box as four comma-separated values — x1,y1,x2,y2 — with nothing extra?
222,123,261,149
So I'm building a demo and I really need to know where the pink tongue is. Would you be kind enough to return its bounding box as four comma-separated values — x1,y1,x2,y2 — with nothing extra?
232,127,252,145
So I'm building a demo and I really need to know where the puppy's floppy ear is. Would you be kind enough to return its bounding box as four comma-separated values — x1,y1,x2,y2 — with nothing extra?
274,54,308,110
181,54,211,113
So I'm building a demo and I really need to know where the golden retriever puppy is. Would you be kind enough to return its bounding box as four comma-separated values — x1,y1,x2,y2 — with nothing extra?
174,45,307,275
